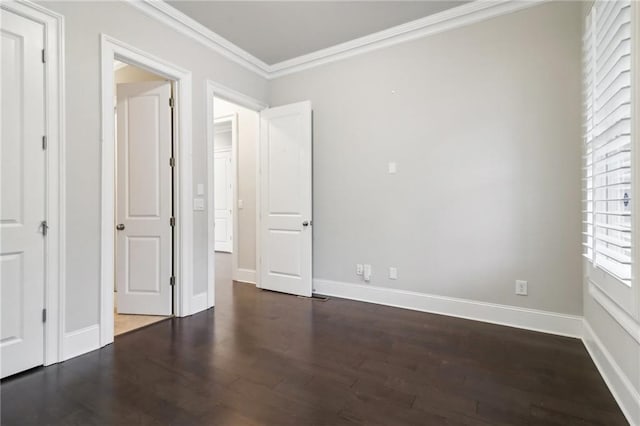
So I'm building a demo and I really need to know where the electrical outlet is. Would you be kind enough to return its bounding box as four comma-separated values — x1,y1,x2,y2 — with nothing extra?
515,280,528,296
363,264,372,282
389,267,398,280
356,264,364,276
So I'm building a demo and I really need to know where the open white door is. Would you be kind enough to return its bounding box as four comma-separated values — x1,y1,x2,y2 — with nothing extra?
214,149,233,252
259,101,313,297
1,10,46,378
116,81,172,315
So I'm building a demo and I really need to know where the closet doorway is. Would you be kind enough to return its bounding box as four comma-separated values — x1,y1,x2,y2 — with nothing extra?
113,61,173,336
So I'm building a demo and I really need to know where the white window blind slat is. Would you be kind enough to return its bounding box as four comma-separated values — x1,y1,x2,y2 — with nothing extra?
583,0,632,287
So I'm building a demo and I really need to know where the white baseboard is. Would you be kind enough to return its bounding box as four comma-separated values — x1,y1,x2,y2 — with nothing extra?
583,321,640,426
313,279,584,338
63,325,100,361
191,292,209,315
235,268,256,284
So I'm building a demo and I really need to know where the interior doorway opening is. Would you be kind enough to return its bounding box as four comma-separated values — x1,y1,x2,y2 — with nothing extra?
212,97,260,290
113,60,173,336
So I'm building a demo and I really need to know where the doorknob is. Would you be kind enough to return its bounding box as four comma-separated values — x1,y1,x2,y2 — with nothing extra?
302,221,309,227
116,224,125,231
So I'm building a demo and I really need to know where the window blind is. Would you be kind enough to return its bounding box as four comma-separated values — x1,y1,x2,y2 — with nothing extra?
584,0,632,285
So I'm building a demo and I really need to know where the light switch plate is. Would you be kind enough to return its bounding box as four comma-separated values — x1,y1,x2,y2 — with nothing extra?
389,267,398,280
193,198,205,211
238,199,244,209
196,184,204,196
388,162,397,174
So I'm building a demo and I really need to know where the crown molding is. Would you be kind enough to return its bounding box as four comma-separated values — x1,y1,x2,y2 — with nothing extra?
130,0,545,80
268,0,545,78
128,0,271,78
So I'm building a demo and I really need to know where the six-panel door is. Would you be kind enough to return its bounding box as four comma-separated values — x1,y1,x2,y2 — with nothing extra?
0,10,46,378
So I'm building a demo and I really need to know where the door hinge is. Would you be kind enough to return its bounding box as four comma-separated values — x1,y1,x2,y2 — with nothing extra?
170,276,176,286
40,220,48,236
42,135,47,150
169,157,175,167
42,309,47,323
170,217,175,227
41,49,46,63
169,97,174,108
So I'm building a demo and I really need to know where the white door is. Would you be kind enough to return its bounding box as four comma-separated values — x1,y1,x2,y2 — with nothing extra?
116,81,172,315
0,10,46,378
214,149,233,252
259,101,313,297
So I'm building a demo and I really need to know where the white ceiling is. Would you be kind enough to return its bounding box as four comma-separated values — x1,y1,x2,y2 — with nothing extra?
166,1,470,65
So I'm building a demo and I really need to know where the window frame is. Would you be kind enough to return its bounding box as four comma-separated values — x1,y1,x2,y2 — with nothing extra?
583,0,640,322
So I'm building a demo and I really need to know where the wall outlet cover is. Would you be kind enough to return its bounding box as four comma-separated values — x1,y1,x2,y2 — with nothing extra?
363,264,372,282
516,280,528,296
356,264,364,276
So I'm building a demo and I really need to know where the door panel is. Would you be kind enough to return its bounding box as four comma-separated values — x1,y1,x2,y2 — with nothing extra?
116,81,172,315
214,150,232,252
259,101,312,297
1,10,45,378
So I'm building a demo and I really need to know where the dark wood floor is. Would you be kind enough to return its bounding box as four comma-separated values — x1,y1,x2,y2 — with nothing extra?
1,254,627,425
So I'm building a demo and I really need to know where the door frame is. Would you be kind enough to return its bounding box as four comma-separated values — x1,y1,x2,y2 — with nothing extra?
206,80,267,303
1,1,66,366
100,34,196,347
213,114,236,256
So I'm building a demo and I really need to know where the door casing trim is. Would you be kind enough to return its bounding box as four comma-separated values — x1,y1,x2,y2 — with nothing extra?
100,34,194,347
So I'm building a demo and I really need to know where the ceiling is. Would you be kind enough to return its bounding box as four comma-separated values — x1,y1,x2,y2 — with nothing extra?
166,1,469,65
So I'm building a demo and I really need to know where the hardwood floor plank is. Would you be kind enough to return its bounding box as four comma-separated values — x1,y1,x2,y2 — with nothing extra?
0,253,627,425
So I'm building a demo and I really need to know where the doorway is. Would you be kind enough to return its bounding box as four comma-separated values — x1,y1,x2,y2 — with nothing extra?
100,35,200,349
213,115,235,254
206,82,314,300
113,61,173,336
212,97,259,288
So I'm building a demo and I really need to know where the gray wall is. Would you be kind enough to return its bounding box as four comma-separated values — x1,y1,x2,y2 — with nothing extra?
214,98,258,272
269,1,583,315
41,1,268,332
